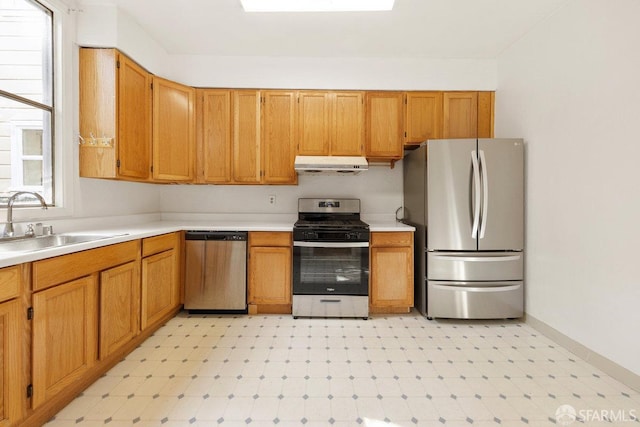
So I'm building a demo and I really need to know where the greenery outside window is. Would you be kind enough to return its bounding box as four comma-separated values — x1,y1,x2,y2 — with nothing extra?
0,0,54,207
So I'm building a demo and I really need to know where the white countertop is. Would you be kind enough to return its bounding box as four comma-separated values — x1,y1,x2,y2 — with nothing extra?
0,218,414,268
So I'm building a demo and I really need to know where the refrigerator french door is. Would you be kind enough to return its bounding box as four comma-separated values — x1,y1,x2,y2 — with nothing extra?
403,138,524,319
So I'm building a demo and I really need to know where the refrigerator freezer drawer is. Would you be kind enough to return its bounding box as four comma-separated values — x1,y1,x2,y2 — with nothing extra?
427,251,523,281
427,280,523,319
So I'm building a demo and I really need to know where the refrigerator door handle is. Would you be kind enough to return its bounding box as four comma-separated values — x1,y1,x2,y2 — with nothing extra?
432,254,522,262
479,149,489,239
432,284,522,292
471,150,481,240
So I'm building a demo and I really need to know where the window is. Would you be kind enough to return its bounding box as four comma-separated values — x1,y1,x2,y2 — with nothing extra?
0,0,54,206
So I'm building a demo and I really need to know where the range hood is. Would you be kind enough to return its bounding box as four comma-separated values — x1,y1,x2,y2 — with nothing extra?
294,156,369,175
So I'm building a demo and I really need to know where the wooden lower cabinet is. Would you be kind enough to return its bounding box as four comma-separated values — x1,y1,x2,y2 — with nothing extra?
247,232,292,313
99,261,141,360
369,232,414,313
141,234,181,330
32,275,98,409
0,297,22,426
141,250,178,330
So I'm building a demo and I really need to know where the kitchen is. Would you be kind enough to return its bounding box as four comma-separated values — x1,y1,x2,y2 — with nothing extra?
1,0,639,425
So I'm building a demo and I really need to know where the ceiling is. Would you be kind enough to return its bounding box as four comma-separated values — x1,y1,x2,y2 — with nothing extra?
78,0,567,59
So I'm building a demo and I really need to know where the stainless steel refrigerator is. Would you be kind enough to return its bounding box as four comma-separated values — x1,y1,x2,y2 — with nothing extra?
403,138,524,319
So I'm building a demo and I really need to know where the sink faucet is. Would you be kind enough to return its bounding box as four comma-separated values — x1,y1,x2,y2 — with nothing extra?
3,191,48,238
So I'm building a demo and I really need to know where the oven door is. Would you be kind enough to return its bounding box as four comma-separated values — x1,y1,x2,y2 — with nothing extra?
293,241,369,296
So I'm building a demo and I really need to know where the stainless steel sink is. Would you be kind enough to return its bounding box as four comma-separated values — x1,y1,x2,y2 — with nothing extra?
0,234,126,253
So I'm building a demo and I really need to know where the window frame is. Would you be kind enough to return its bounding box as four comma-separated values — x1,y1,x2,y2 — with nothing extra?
10,123,46,192
0,0,73,219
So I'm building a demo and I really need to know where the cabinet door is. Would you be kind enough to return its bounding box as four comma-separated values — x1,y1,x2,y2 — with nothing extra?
233,90,261,183
365,91,404,159
477,91,494,138
333,91,364,156
248,246,292,305
141,250,179,330
99,261,140,360
32,276,98,409
297,91,331,156
118,53,152,180
0,299,21,425
198,89,232,183
262,90,297,184
152,76,195,182
79,48,117,178
370,246,414,308
405,91,442,144
443,91,478,138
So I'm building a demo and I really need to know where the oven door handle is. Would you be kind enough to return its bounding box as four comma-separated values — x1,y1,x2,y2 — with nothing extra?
294,241,369,248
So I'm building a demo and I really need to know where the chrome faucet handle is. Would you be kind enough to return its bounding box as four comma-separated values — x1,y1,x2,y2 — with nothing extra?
42,225,54,235
25,223,35,237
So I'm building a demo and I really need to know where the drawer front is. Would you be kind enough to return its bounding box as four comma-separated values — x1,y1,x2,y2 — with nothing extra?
33,240,140,292
427,251,523,281
142,232,179,257
371,232,413,247
0,265,20,302
292,294,368,318
427,280,523,319
249,232,291,247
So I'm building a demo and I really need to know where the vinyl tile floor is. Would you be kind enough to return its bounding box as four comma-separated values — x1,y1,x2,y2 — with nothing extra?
45,311,640,427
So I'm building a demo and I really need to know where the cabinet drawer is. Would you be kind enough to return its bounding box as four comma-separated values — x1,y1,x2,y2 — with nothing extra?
33,240,140,292
371,232,413,247
249,232,291,247
0,265,20,303
142,232,179,257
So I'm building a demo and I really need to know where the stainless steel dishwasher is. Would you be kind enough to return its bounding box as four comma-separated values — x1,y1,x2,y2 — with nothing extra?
184,231,247,312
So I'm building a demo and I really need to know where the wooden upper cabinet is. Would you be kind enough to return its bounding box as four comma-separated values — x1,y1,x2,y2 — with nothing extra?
197,89,232,183
443,91,478,139
118,54,152,179
233,90,261,184
365,91,404,159
477,91,495,138
79,48,151,180
297,91,331,156
262,90,297,184
405,91,442,145
297,91,364,156
152,76,195,182
333,91,364,156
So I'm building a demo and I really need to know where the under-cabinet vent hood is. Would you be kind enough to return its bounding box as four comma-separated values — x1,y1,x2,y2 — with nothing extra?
294,156,369,175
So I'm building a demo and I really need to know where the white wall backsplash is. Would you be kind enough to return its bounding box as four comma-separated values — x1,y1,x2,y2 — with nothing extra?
160,165,403,217
496,0,640,375
75,178,162,217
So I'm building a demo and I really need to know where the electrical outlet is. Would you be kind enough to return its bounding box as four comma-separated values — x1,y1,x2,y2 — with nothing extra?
268,195,276,205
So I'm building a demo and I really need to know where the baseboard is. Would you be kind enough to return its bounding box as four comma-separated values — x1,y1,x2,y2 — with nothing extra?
525,314,640,393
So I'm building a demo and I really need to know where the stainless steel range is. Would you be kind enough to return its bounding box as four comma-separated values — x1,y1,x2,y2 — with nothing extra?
292,198,370,319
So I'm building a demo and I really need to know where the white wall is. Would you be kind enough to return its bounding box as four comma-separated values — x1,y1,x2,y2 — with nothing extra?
168,55,496,90
76,4,170,74
496,0,640,374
